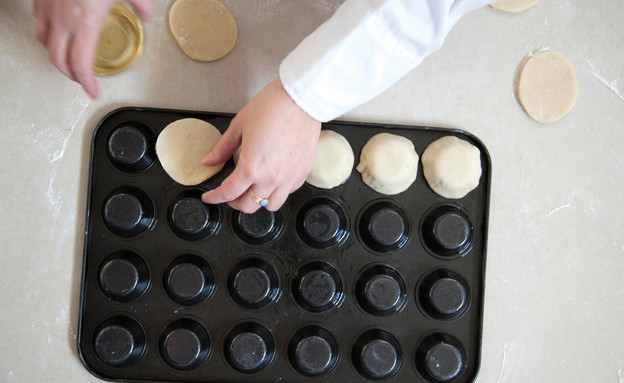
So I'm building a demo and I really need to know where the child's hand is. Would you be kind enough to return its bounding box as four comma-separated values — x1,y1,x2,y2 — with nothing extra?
32,0,153,98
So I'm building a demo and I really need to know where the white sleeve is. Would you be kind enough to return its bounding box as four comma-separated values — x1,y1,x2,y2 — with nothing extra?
279,0,491,122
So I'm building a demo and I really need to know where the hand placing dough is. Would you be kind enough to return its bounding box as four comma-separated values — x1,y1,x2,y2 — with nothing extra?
32,0,153,99
201,78,322,213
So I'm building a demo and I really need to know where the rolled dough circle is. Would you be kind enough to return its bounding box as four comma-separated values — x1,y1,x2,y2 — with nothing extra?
489,0,539,13
156,118,224,185
517,50,578,123
306,130,354,189
421,136,482,199
356,133,419,195
169,0,238,61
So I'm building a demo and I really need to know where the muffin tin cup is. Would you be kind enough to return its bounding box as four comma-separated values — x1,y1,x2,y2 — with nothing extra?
232,208,284,245
223,322,276,373
106,123,155,173
79,107,490,383
92,315,146,368
98,251,150,302
355,264,407,316
414,332,468,382
288,325,339,377
295,196,349,249
358,200,410,253
228,257,281,309
158,318,211,370
421,204,475,258
417,268,471,320
352,329,403,380
102,186,155,237
163,254,215,306
291,261,345,313
168,189,221,241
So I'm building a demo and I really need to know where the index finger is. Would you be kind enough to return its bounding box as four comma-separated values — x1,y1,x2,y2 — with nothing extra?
68,14,105,98
201,165,252,205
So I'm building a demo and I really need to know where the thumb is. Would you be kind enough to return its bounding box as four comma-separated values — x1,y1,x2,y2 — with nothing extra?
203,126,241,166
130,0,154,21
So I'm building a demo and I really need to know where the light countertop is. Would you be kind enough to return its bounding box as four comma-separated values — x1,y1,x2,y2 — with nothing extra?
1,0,623,382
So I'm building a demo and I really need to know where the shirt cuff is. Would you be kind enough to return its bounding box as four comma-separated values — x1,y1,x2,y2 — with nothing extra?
279,0,491,122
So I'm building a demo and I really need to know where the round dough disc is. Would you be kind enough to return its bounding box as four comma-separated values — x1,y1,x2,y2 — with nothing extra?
518,50,578,123
489,0,539,13
307,130,354,189
356,133,419,195
156,118,225,185
169,0,238,61
421,136,482,199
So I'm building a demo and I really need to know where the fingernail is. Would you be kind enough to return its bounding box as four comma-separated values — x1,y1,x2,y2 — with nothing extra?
202,152,212,165
201,191,211,203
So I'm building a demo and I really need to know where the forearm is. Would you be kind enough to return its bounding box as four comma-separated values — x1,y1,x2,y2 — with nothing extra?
279,0,491,122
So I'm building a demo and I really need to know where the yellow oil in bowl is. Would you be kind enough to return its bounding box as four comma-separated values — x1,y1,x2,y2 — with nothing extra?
94,2,144,75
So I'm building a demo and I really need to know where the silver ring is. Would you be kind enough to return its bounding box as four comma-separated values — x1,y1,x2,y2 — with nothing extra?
248,188,269,207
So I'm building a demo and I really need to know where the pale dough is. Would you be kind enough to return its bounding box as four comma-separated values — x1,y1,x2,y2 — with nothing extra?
489,0,539,13
421,136,482,199
169,0,238,61
356,133,419,195
517,50,578,123
156,118,224,185
307,130,354,189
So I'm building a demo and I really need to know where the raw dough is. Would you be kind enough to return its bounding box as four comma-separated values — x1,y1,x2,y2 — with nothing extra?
307,130,354,189
517,50,578,123
169,0,238,61
156,118,224,185
489,0,539,13
356,133,419,195
421,136,482,199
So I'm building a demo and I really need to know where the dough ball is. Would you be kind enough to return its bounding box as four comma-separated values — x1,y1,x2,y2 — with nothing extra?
517,50,578,123
489,0,539,13
169,0,238,61
156,118,224,185
356,133,419,195
307,130,354,189
421,136,482,199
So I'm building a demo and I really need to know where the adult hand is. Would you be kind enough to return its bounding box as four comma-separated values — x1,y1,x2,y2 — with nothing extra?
32,0,153,98
201,78,322,213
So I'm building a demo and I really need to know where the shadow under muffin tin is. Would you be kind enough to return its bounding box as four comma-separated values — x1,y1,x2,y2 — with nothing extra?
79,107,490,383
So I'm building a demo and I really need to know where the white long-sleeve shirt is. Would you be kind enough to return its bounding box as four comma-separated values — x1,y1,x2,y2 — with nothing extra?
279,0,491,122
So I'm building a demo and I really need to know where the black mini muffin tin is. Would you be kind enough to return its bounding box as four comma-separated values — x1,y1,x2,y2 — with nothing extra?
78,106,491,383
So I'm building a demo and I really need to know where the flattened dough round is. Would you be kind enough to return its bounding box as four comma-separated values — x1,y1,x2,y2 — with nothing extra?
489,0,539,13
307,130,354,189
356,133,419,195
156,118,224,185
421,136,482,199
518,50,578,123
169,0,238,61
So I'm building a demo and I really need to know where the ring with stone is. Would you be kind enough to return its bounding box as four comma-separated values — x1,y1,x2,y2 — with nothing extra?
248,187,269,207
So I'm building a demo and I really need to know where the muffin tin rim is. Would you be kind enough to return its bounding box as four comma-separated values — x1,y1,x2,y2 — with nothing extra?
79,106,491,383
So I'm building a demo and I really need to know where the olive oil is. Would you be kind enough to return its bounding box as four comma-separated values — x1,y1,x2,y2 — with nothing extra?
94,2,144,75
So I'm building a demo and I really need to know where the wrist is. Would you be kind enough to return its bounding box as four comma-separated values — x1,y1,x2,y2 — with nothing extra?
274,77,322,125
